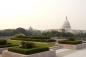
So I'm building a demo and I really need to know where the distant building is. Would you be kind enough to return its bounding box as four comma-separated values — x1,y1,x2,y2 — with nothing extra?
44,16,86,34
28,26,41,35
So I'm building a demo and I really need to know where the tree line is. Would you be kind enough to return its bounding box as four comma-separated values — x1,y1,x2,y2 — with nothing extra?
40,31,74,37
0,28,41,36
0,28,86,38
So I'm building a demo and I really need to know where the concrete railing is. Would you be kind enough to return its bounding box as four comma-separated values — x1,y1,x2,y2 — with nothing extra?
58,43,86,50
2,50,56,57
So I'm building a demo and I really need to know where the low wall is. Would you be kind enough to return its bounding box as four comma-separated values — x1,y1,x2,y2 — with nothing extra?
58,43,86,50
0,48,8,54
2,50,56,57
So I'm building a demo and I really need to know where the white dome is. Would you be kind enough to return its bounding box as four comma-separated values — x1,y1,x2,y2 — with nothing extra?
62,17,71,29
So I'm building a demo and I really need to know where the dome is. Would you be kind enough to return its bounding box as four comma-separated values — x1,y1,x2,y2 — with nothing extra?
62,16,71,29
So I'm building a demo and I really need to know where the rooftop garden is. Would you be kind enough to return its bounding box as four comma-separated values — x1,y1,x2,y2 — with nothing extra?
8,41,49,55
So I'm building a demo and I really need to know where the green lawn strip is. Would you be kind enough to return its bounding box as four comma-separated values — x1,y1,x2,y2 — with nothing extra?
35,43,55,47
7,40,55,47
7,40,21,45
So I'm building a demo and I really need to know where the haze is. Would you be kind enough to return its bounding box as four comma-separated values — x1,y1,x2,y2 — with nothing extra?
0,0,86,30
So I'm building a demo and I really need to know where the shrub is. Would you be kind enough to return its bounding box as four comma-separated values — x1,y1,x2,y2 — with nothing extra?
13,33,25,38
8,47,49,55
67,38,75,41
21,42,35,49
58,40,82,45
0,40,7,45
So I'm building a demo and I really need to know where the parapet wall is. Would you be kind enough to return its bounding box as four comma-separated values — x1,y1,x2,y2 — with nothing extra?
58,43,86,50
2,50,56,57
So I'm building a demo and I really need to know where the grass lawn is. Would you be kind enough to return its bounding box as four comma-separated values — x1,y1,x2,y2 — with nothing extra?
35,43,54,47
7,40,55,47
7,40,21,45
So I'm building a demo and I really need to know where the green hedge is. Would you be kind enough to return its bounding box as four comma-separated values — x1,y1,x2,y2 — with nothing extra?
10,38,56,42
21,42,35,49
28,36,50,39
58,40,82,45
8,47,49,55
13,36,50,39
0,40,7,45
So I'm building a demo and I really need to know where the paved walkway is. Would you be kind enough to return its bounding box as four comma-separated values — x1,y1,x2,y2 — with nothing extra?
56,48,70,53
56,49,77,57
64,48,86,57
56,48,86,57
0,55,2,57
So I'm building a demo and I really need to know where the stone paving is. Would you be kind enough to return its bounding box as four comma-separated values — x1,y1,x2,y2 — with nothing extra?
63,48,86,57
56,48,86,57
0,55,2,57
56,49,78,57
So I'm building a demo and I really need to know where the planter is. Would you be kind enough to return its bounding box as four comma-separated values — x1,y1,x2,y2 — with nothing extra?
2,50,56,57
58,43,86,50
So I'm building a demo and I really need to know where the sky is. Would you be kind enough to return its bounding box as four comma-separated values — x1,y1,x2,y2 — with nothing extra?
0,0,86,30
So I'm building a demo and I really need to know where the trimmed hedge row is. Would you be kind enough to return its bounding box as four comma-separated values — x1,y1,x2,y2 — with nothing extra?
58,40,82,45
8,47,49,55
10,38,56,42
28,36,50,39
13,36,50,39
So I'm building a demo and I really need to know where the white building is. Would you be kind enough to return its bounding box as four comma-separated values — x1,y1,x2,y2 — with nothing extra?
44,16,86,34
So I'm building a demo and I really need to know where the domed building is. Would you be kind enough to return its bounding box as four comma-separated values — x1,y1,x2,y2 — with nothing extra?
59,16,72,33
44,16,86,34
62,16,71,30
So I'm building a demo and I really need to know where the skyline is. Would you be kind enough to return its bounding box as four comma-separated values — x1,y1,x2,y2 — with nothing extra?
0,0,86,30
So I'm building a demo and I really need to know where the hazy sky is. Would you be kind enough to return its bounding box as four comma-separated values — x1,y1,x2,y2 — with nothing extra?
0,0,86,30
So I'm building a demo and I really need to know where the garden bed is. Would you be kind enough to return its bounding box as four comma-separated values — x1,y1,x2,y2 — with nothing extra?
58,43,86,50
6,41,50,55
2,41,56,57
8,47,49,55
58,38,86,49
10,38,56,42
11,34,56,42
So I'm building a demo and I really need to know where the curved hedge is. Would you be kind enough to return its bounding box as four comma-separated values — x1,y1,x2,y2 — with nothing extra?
58,40,82,45
8,47,49,55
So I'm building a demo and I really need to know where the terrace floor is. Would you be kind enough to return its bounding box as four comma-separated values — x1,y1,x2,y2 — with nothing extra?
56,48,86,57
